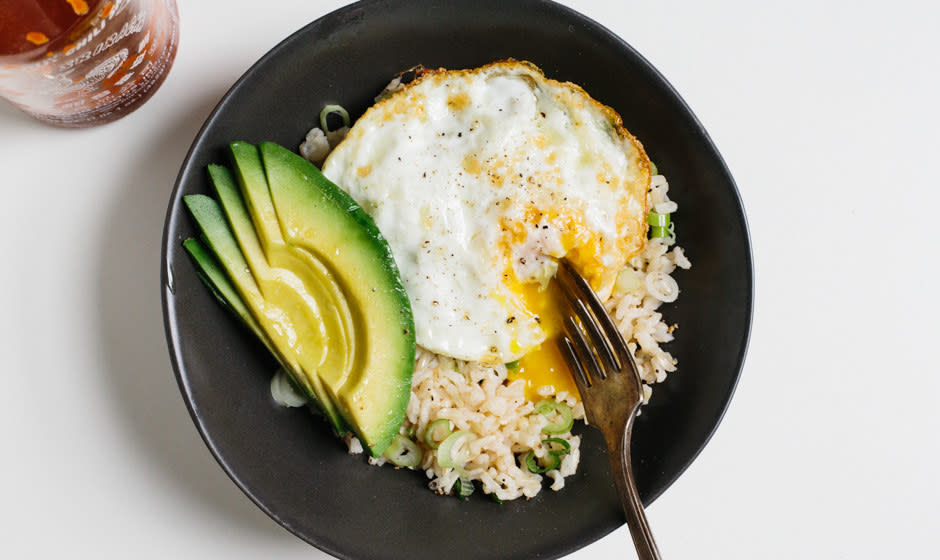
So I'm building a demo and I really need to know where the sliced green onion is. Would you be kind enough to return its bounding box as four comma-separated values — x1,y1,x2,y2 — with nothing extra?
424,418,453,449
542,437,571,455
523,450,561,474
522,437,571,473
319,104,350,133
270,367,307,408
650,161,659,176
505,360,520,370
534,399,574,434
383,434,422,468
454,469,474,499
650,225,670,238
648,211,672,239
437,430,475,469
646,212,671,227
523,452,541,473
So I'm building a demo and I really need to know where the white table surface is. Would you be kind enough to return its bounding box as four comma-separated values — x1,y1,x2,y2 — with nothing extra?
3,1,939,558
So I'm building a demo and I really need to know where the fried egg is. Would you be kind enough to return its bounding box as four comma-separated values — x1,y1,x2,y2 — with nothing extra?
322,60,649,395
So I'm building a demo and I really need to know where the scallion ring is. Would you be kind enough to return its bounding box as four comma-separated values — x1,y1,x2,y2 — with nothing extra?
650,161,659,176
534,399,574,434
424,418,453,449
647,211,673,239
454,468,475,499
523,450,561,474
269,367,307,408
319,104,350,133
650,225,670,238
523,437,571,473
542,437,571,455
437,430,475,469
383,434,422,468
646,211,671,228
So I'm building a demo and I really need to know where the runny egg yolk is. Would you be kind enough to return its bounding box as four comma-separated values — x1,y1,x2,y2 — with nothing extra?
504,271,579,401
498,205,617,403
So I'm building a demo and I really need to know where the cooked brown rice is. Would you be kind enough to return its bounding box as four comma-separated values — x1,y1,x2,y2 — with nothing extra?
346,172,690,500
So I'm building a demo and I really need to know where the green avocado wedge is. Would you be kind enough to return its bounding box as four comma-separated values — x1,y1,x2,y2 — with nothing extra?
182,193,330,415
205,162,345,431
182,141,415,457
181,237,271,350
225,146,357,412
259,141,415,457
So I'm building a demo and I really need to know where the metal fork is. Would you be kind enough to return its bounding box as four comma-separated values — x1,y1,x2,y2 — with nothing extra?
555,259,662,560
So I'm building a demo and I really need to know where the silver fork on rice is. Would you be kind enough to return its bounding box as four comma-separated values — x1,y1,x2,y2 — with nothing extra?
555,259,662,560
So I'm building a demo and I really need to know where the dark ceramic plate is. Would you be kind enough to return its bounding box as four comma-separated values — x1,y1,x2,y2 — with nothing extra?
161,0,752,558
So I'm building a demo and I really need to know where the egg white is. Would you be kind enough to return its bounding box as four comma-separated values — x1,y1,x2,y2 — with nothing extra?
322,60,649,364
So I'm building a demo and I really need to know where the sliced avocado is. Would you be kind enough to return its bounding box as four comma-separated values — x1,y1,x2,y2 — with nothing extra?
206,164,270,291
183,238,316,411
182,195,297,371
225,145,355,389
183,142,415,456
228,142,283,257
259,141,415,456
216,151,353,433
182,237,269,347
203,165,346,432
183,194,262,306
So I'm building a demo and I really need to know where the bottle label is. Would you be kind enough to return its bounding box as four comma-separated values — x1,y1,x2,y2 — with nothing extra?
0,0,179,126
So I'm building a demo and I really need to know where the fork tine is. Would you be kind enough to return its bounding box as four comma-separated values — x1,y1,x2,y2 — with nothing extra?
558,335,591,390
558,260,635,376
562,315,605,382
557,271,619,375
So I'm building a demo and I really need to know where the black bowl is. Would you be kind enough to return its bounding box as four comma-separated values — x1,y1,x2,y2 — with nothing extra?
161,1,752,558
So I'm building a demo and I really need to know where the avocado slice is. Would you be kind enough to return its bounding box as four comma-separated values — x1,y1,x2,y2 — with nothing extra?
183,237,319,413
182,194,301,379
227,144,356,397
182,237,270,347
183,142,415,456
259,141,415,456
218,149,356,431
202,164,346,432
227,142,284,259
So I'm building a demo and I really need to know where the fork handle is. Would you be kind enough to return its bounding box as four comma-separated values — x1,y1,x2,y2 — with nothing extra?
609,421,662,560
